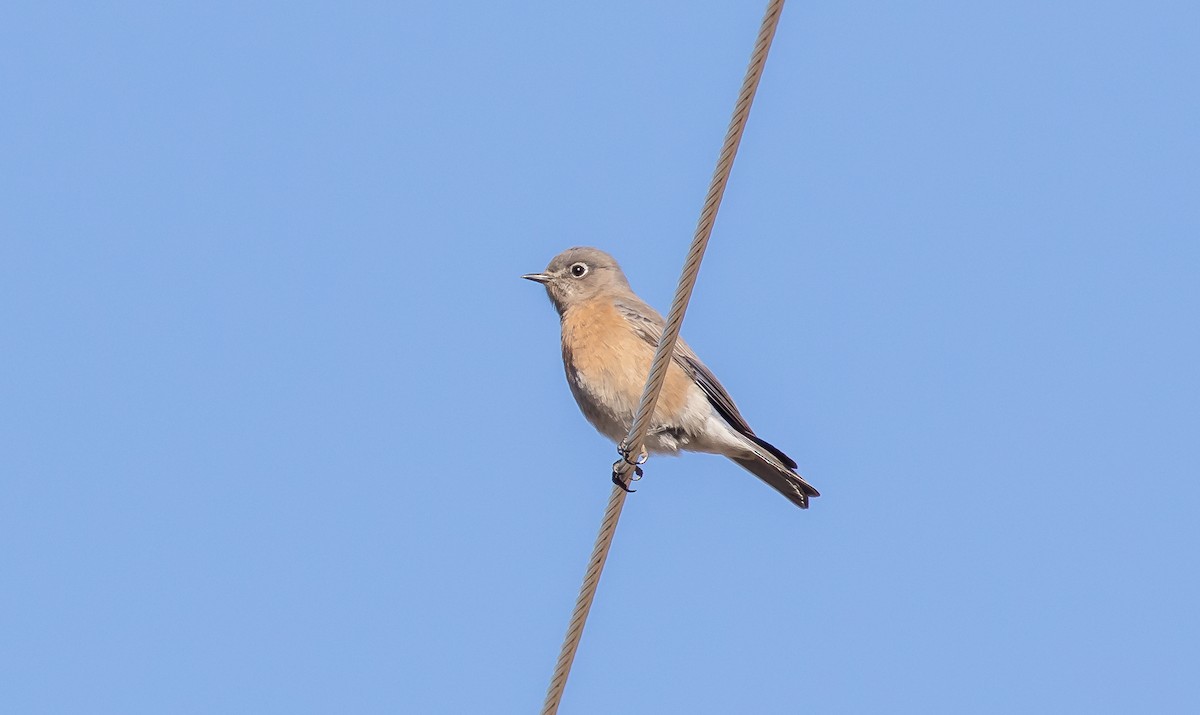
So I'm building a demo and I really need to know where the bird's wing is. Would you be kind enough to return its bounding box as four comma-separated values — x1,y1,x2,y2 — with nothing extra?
613,298,755,436
614,297,803,475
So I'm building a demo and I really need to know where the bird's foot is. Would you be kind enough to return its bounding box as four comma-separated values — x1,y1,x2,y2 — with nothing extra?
616,441,648,467
612,442,648,492
610,460,643,492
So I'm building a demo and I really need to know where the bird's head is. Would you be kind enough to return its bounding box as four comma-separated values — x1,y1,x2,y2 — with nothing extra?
523,246,631,314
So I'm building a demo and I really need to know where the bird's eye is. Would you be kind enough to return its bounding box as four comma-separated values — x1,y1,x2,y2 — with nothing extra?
570,263,588,277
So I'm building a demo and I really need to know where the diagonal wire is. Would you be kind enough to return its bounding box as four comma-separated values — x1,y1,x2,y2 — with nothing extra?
541,1,788,712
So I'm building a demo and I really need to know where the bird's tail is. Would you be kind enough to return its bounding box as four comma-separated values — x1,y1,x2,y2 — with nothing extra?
731,444,820,510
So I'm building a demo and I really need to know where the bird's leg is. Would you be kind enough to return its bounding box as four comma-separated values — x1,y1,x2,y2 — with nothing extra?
612,441,648,491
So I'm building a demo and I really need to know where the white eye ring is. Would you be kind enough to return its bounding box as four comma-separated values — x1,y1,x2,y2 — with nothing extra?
570,263,588,277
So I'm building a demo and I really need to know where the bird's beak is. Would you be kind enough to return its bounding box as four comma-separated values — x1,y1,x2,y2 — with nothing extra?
522,273,551,284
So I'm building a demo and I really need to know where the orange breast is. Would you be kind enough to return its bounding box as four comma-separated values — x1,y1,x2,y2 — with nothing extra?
560,301,695,421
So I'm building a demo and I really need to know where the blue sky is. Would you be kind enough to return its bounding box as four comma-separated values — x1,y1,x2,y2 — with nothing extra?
2,1,1198,712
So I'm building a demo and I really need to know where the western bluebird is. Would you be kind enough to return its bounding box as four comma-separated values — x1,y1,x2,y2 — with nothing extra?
523,246,820,509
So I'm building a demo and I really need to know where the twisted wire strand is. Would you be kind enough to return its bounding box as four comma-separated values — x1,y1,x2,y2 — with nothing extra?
541,2,786,712
623,0,785,456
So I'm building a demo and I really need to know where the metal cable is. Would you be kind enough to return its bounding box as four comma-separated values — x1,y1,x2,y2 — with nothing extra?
541,1,787,711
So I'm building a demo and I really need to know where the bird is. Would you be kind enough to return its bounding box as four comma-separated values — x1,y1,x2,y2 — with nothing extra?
523,246,819,509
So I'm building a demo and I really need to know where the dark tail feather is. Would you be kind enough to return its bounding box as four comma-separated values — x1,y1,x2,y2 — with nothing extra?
746,434,798,470
731,455,820,510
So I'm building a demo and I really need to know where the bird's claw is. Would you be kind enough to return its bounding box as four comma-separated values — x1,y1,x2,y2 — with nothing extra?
611,460,643,492
616,442,648,467
613,475,636,492
612,442,648,492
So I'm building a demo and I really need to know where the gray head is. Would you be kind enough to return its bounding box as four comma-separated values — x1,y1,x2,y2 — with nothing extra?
523,246,632,314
